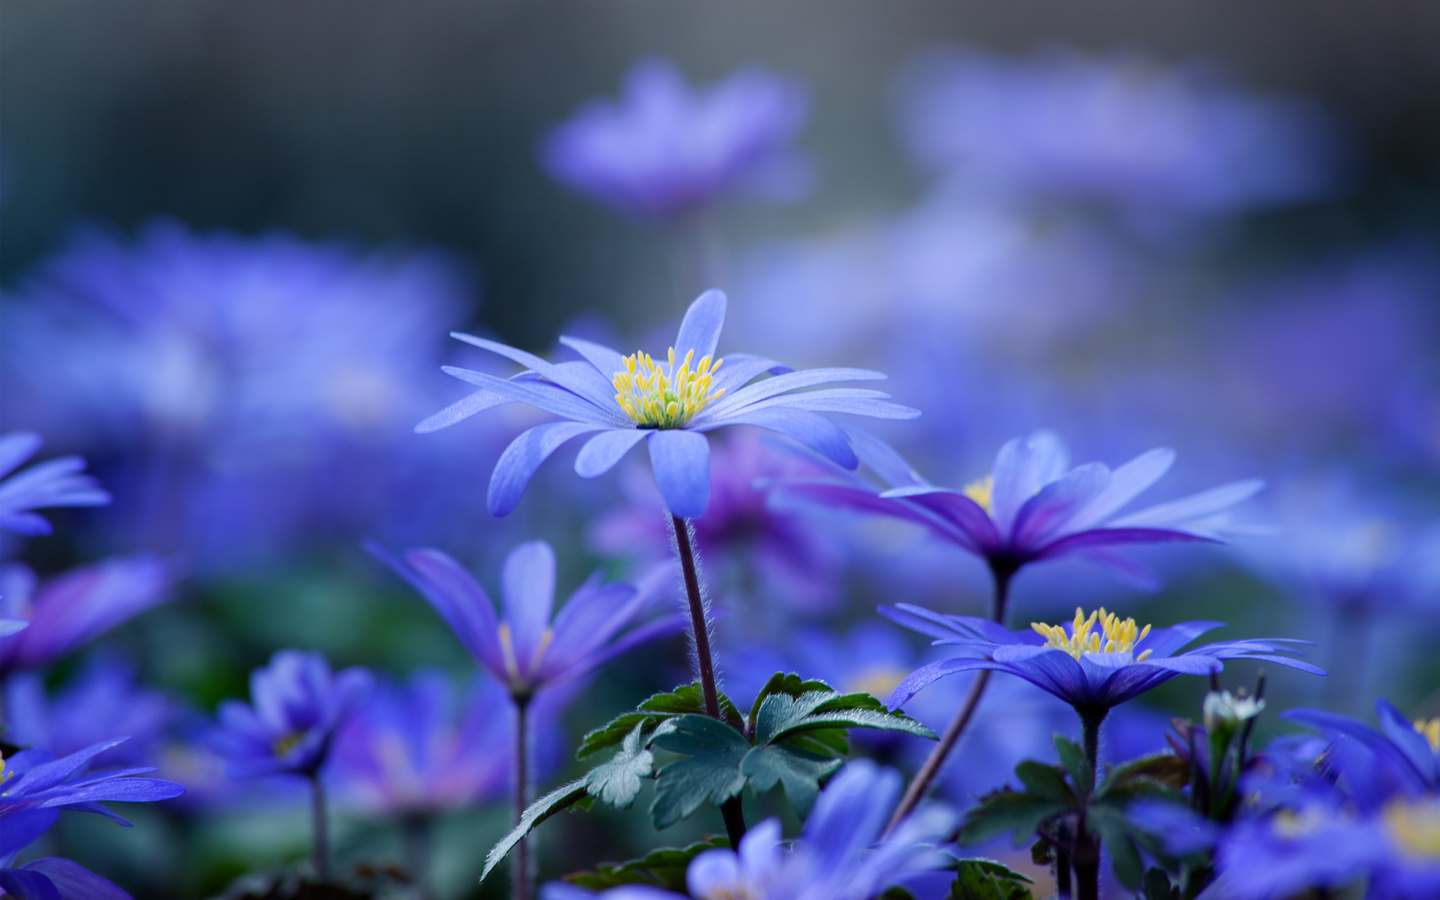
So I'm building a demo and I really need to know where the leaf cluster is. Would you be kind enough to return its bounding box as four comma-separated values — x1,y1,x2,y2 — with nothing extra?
564,839,729,890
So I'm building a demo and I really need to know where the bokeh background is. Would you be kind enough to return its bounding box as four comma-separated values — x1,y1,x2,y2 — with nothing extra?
2,2,1438,898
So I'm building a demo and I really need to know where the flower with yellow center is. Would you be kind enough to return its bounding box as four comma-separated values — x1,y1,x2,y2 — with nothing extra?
1383,796,1440,860
962,474,994,512
1032,607,1154,662
1415,717,1440,754
612,347,725,428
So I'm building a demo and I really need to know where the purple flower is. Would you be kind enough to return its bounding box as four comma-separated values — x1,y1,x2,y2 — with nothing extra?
329,669,566,817
881,604,1322,715
1281,699,1440,804
540,59,812,221
545,760,954,900
370,540,679,700
4,656,178,767
213,650,373,778
777,429,1262,585
0,432,109,536
0,556,174,674
0,857,135,900
419,289,918,519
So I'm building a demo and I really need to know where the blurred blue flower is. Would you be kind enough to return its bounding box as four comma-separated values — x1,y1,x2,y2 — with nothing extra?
894,47,1341,229
1282,699,1440,804
4,655,178,767
777,429,1262,589
540,58,812,221
371,540,679,701
545,760,954,900
0,556,174,674
213,649,373,778
328,669,567,818
421,289,918,518
882,603,1322,714
0,857,136,900
0,431,109,537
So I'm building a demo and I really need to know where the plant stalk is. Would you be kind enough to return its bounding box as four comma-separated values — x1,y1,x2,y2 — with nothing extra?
671,514,747,848
513,696,531,900
1073,709,1108,900
309,772,330,882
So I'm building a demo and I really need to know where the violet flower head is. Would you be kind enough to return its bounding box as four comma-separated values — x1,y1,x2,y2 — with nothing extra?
541,58,812,221
881,603,1323,715
0,556,174,675
213,649,373,778
329,669,564,817
1282,699,1440,804
419,290,918,518
777,429,1263,586
545,760,954,900
0,432,109,537
370,540,680,700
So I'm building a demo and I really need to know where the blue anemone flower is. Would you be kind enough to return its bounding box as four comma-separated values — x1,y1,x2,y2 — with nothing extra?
540,59,812,221
213,650,373,778
777,429,1262,584
418,290,918,519
370,540,680,700
1282,699,1440,802
0,431,109,537
881,603,1323,714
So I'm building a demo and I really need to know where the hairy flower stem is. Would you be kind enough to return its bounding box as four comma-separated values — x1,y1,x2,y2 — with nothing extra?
885,560,1016,835
1073,709,1109,900
401,815,433,900
308,772,330,882
670,514,747,848
513,696,532,900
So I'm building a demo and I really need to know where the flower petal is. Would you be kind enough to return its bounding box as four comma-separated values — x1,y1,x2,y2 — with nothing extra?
698,368,887,422
574,428,648,478
488,422,605,516
1112,478,1265,530
1377,699,1439,784
451,333,622,413
846,429,931,490
708,407,857,469
0,431,42,480
558,335,628,379
1011,462,1111,550
441,366,625,426
414,389,513,434
647,429,712,519
673,289,727,364
369,545,505,677
1033,527,1218,561
880,486,1001,554
1062,448,1176,533
888,657,1000,710
708,353,789,396
502,541,557,668
989,431,1069,537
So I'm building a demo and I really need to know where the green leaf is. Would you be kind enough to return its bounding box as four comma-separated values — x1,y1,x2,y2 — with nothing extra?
480,778,589,883
959,788,1070,846
1054,735,1093,797
564,838,730,890
579,683,742,759
1141,867,1179,900
1097,752,1190,796
1014,761,1077,805
584,724,653,808
747,671,834,732
947,858,1035,900
740,743,843,817
650,715,750,830
755,690,936,745
1088,806,1145,889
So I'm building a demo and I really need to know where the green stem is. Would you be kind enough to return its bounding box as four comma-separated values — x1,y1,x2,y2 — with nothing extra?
884,559,1016,835
1074,709,1108,900
401,815,433,900
308,772,330,882
513,697,531,900
670,514,747,848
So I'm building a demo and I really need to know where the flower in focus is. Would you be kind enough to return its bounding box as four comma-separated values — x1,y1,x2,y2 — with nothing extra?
881,603,1322,715
420,290,918,518
0,431,109,537
370,540,679,701
777,429,1262,587
329,669,567,818
213,649,373,778
4,655,178,767
544,760,954,900
0,556,174,675
540,59,812,221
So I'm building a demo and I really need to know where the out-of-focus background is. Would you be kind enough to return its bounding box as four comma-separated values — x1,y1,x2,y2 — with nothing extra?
2,2,1438,898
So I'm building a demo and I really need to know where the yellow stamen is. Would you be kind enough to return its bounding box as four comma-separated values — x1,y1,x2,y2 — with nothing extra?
497,622,554,689
1031,607,1153,662
612,347,724,429
963,475,994,513
272,732,305,757
1384,796,1440,859
1415,717,1440,754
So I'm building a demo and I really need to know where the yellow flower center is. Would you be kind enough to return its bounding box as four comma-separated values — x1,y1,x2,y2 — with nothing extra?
1384,796,1440,859
1416,717,1440,754
1032,607,1153,662
272,731,305,757
612,347,724,428
1271,806,1331,839
963,474,994,513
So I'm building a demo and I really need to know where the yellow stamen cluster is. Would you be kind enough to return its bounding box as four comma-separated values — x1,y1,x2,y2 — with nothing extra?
498,622,555,687
1416,717,1440,754
1383,796,1440,859
612,347,724,429
1032,607,1154,662
963,475,994,513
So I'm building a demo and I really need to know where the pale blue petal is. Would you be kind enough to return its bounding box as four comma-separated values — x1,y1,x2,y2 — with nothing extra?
414,389,513,434
697,368,886,422
502,541,557,668
673,289,727,364
450,333,622,412
1062,448,1175,533
558,334,628,379
708,353,789,396
647,430,711,519
706,407,857,469
1011,462,1110,550
488,422,605,516
574,428,648,478
1112,478,1266,530
442,366,624,426
989,431,1069,537
845,428,931,489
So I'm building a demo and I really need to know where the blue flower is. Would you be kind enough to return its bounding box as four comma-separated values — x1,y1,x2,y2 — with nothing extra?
540,59,812,221
213,650,373,778
1282,699,1440,804
0,557,174,675
419,289,918,518
370,540,680,700
0,431,109,537
881,604,1323,714
777,429,1262,584
544,760,954,900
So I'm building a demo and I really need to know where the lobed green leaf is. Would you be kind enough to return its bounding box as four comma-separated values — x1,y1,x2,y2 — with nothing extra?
480,778,589,883
583,723,654,809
